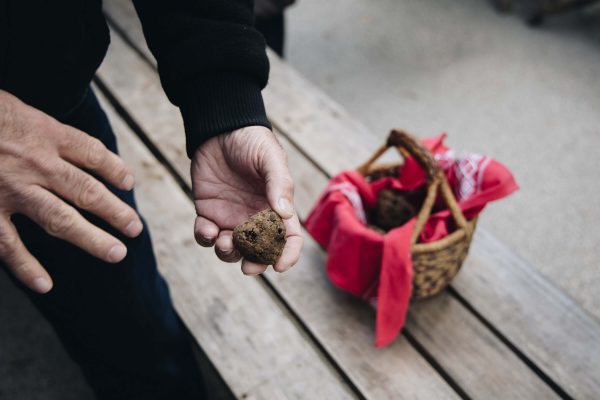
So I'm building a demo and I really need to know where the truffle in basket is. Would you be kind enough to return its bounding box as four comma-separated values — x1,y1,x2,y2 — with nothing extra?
375,189,417,231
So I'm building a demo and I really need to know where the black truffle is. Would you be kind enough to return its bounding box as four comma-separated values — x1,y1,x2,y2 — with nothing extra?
233,209,286,265
375,189,417,231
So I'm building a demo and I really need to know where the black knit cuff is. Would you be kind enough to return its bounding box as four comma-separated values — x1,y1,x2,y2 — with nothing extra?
180,73,272,158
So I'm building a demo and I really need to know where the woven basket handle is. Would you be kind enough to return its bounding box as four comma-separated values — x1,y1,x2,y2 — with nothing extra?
357,129,471,245
357,130,439,179
387,130,440,180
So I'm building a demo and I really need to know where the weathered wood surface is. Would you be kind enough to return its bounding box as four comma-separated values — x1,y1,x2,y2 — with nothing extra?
103,2,600,398
458,231,600,399
268,50,600,400
95,90,355,399
97,16,460,400
264,26,600,400
96,4,567,398
267,56,600,398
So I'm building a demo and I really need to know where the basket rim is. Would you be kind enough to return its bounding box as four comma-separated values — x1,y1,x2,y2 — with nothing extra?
412,217,478,255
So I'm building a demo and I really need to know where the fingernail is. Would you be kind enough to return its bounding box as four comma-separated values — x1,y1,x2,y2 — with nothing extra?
278,198,294,217
122,174,135,190
200,236,215,246
32,277,51,293
108,245,127,263
125,220,143,237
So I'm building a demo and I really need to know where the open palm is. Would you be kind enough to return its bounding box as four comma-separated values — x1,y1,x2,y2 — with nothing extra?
191,126,303,275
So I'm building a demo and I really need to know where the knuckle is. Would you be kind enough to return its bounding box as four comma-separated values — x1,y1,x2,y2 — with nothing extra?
0,226,17,255
12,185,38,209
86,232,105,253
44,204,75,236
108,158,129,183
281,176,295,193
112,206,133,224
0,93,15,131
85,138,107,167
58,127,84,151
57,162,77,184
78,178,103,208
24,151,57,175
114,159,130,179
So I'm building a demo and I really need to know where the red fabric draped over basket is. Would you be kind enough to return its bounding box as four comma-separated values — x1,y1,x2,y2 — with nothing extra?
305,134,518,347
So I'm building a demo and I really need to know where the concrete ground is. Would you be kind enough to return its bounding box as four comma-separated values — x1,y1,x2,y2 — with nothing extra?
286,0,600,320
1,1,599,398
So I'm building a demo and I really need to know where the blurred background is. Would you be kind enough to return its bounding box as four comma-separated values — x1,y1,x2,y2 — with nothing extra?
284,0,600,318
1,0,599,398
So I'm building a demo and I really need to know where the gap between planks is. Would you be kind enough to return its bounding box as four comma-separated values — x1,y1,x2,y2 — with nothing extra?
94,87,358,399
93,75,367,399
93,78,461,399
96,5,568,396
98,5,463,398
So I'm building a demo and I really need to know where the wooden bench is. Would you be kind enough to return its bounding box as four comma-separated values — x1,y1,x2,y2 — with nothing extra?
96,1,600,398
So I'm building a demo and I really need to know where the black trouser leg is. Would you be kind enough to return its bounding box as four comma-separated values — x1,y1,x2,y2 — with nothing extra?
4,89,206,400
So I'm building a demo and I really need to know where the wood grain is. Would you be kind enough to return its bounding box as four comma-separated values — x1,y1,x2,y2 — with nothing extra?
99,3,459,399
95,90,355,400
266,54,600,398
263,40,600,400
266,48,600,400
97,3,569,398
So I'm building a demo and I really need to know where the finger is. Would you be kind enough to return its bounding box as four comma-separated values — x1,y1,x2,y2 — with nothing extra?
194,216,219,247
0,217,53,293
21,187,127,263
274,236,303,273
274,213,304,272
58,126,135,191
241,260,268,276
260,144,295,220
214,230,242,263
48,161,142,238
195,198,266,230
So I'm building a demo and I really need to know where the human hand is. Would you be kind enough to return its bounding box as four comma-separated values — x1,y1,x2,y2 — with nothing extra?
0,90,143,293
191,126,303,275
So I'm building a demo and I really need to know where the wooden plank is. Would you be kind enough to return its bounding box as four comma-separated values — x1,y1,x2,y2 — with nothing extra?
267,239,559,399
457,231,600,399
102,5,600,398
94,90,356,400
265,31,600,400
98,4,561,399
98,3,460,399
264,47,600,400
277,122,559,399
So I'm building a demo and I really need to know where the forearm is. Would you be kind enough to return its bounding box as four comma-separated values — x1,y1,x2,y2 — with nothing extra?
132,0,271,157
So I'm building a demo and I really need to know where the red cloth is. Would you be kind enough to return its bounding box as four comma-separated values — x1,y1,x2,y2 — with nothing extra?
305,134,518,347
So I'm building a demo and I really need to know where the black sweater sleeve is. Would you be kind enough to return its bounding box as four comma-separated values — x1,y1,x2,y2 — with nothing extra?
132,0,271,157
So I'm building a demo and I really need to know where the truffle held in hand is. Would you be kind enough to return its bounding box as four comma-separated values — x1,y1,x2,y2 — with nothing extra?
233,209,287,265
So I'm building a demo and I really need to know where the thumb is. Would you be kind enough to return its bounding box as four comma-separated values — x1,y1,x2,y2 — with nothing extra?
261,146,295,220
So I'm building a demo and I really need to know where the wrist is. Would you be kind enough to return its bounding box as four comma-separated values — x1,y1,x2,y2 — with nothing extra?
179,74,271,158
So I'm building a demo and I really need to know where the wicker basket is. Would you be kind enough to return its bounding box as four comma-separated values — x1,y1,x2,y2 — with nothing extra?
357,130,477,300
